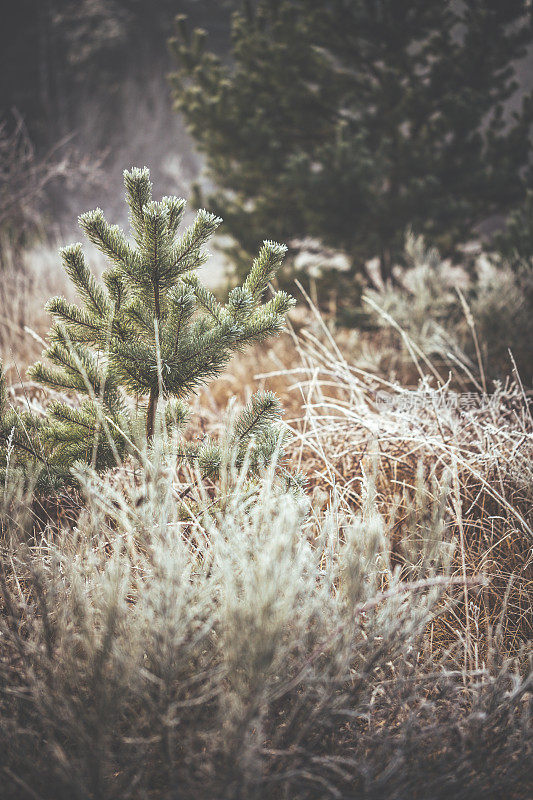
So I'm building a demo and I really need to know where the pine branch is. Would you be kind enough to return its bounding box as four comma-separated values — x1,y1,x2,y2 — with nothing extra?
162,195,187,236
45,402,99,441
234,313,285,346
261,290,295,317
0,427,47,465
166,285,195,357
60,243,109,318
183,275,224,323
78,209,136,272
46,298,102,344
244,241,287,304
28,362,88,394
123,300,155,335
124,166,152,247
233,391,283,443
169,209,221,276
142,201,170,299
165,399,190,429
226,286,253,321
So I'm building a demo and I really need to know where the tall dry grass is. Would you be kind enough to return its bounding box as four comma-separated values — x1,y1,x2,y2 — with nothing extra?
0,242,531,797
279,308,532,661
1,450,531,799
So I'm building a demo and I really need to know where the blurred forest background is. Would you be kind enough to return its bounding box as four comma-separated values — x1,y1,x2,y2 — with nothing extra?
1,0,533,381
0,1,228,236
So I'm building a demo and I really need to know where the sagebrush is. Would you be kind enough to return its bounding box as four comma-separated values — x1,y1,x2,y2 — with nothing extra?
1,457,531,799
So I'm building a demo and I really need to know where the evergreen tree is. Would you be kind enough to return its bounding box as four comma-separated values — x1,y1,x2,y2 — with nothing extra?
170,0,533,281
0,167,295,489
495,189,533,269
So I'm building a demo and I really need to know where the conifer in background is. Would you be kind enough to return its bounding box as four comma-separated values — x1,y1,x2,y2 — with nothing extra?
0,167,295,489
495,189,533,269
170,0,533,281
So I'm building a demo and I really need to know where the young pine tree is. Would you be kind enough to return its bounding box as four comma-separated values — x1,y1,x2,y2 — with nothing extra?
0,167,296,489
170,0,533,282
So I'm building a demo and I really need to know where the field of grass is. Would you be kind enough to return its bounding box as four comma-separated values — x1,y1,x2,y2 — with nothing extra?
0,248,531,799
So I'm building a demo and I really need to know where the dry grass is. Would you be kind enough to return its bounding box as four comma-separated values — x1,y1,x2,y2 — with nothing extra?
1,250,531,668
0,241,77,370
1,438,531,799
282,321,532,663
192,304,532,665
174,316,532,669
0,247,531,797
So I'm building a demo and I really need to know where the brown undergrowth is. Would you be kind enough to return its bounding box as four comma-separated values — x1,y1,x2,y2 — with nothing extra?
1,296,532,797
282,320,532,662
182,305,533,663
3,293,532,665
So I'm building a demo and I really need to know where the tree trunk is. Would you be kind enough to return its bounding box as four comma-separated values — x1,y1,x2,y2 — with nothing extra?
380,246,393,284
146,385,159,440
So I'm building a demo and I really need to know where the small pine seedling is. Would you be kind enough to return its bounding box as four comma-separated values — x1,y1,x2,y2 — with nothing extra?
0,167,296,490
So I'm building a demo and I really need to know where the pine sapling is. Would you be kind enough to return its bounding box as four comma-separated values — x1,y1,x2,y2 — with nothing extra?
0,167,297,490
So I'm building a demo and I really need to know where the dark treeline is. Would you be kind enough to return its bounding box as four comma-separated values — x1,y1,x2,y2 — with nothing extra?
0,1,233,234
1,0,230,146
1,1,532,270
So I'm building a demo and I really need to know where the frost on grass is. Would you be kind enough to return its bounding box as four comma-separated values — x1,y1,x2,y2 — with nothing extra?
0,452,531,800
